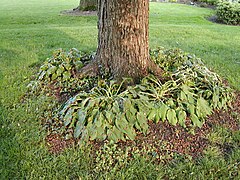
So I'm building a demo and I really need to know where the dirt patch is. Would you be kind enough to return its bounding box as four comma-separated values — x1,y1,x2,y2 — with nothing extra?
46,92,239,160
46,134,74,154
60,9,97,16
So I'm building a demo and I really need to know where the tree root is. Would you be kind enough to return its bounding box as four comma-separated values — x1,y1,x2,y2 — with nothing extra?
76,58,165,84
76,60,99,79
147,59,164,80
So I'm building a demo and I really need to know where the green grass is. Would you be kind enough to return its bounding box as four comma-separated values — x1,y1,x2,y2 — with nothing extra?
149,3,240,90
0,0,239,179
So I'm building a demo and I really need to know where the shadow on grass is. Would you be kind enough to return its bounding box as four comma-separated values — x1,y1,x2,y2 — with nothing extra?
0,25,97,178
0,103,22,178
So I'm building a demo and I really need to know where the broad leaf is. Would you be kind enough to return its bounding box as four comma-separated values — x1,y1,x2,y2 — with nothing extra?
191,114,203,128
137,112,148,134
78,109,87,124
167,109,177,126
177,110,186,127
63,109,74,127
197,97,212,116
74,121,84,138
148,109,156,121
158,103,169,121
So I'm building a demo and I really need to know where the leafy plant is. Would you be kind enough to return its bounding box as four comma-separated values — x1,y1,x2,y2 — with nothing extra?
197,0,219,5
59,79,149,142
216,0,240,25
27,48,97,98
56,47,234,143
149,47,234,126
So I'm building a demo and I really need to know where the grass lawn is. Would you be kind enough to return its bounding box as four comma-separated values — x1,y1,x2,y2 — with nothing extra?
0,0,239,179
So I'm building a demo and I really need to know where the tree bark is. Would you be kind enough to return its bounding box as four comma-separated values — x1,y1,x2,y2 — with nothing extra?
95,0,162,83
79,0,97,11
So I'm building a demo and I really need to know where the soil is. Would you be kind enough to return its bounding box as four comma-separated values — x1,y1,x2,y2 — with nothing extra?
46,92,240,161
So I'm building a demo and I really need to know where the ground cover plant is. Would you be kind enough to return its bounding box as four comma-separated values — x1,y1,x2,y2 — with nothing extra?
0,0,240,179
30,48,234,142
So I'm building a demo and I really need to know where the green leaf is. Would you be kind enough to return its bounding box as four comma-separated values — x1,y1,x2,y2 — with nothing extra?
74,121,84,138
213,90,219,108
187,93,195,104
197,97,212,117
85,99,95,111
148,109,156,121
181,84,190,94
179,91,187,101
137,112,148,134
124,100,137,124
167,109,177,126
191,114,203,128
107,129,118,142
177,110,186,127
124,98,132,110
167,99,174,107
38,71,46,80
56,65,64,76
158,103,169,121
95,126,106,140
81,97,91,108
78,109,87,124
125,110,136,124
62,71,71,80
96,113,104,127
88,125,98,141
74,61,83,70
112,101,120,113
135,100,146,112
51,73,58,80
63,109,74,127
128,88,138,98
137,85,147,91
47,66,57,76
104,110,114,124
110,126,123,142
40,64,49,71
116,114,128,132
134,121,141,131
125,126,136,140
188,104,195,116
63,63,71,71
87,108,98,123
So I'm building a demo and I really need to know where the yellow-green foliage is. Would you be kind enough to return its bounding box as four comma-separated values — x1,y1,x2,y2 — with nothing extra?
216,0,240,25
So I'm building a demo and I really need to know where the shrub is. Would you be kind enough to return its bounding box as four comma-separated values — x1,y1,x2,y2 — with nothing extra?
216,0,240,25
197,0,219,5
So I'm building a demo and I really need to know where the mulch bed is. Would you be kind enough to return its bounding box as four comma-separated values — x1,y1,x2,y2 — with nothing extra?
46,92,239,160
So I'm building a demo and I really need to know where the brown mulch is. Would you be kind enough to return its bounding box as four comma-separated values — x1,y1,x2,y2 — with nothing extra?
46,134,74,154
46,92,240,159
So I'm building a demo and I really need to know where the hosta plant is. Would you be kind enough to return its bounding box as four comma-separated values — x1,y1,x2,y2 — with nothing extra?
59,79,149,142
27,48,97,98
57,47,234,143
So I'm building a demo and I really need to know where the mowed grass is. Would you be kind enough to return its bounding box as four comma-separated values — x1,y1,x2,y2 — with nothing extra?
0,0,239,179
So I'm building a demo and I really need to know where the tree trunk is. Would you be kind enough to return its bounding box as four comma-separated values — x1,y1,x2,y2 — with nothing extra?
95,0,162,83
79,0,97,11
